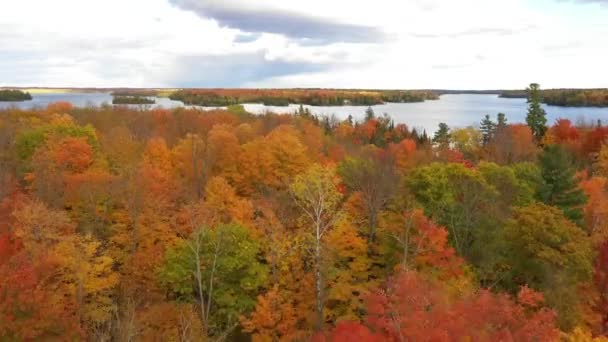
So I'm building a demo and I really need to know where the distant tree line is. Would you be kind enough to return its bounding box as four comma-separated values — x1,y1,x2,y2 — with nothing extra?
169,89,438,107
0,89,32,101
500,88,608,107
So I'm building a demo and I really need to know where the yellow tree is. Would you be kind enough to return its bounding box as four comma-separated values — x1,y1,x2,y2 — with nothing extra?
241,202,315,341
291,164,342,331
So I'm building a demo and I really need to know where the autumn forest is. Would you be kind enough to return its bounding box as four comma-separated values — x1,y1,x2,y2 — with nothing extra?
2,84,608,341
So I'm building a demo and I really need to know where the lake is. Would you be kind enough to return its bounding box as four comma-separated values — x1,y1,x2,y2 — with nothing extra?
2,92,608,133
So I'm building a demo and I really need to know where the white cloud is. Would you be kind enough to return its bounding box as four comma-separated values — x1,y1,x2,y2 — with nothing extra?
0,0,606,88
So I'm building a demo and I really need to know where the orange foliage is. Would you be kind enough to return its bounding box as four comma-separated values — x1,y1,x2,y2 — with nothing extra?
55,137,94,173
388,138,417,170
580,176,608,244
46,101,74,113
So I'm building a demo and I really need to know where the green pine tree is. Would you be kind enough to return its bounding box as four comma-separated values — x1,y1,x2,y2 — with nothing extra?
480,114,496,145
433,123,451,149
525,83,547,142
497,113,507,131
537,145,587,226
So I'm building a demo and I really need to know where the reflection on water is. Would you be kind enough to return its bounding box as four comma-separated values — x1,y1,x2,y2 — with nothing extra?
2,93,608,134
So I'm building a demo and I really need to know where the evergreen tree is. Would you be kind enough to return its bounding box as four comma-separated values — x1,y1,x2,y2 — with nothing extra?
433,123,451,149
497,113,507,131
365,106,375,121
420,130,430,145
411,128,419,142
525,83,547,142
537,145,587,225
480,115,496,145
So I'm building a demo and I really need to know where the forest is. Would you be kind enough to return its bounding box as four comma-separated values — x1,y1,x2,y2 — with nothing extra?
168,89,439,107
500,88,608,107
1,84,608,341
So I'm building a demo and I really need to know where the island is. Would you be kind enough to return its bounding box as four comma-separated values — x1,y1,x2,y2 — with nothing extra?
169,88,439,106
0,89,33,101
112,95,156,105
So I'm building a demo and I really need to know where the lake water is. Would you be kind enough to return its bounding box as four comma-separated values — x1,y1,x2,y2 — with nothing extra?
2,92,608,133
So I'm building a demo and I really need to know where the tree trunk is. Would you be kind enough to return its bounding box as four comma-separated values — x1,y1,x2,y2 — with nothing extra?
314,236,323,331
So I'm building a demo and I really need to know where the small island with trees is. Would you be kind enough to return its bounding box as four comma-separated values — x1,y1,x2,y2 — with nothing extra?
112,95,156,105
169,88,439,106
0,89,33,101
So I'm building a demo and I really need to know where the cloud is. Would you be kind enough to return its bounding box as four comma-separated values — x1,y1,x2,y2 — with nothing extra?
409,26,535,39
165,52,329,87
169,0,386,43
1,0,607,88
432,63,474,70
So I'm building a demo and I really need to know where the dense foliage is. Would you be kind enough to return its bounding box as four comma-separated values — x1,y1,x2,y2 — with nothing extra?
0,89,32,101
1,95,608,341
169,88,438,106
112,95,156,105
501,88,608,107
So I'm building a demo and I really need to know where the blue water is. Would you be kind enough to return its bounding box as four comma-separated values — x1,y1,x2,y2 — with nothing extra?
2,93,608,134
244,95,608,133
0,92,185,109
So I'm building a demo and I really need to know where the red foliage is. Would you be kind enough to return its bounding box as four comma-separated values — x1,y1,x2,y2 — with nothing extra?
517,285,545,308
361,272,558,342
440,149,474,168
356,120,378,143
550,119,580,143
583,126,608,154
407,210,464,278
315,321,382,342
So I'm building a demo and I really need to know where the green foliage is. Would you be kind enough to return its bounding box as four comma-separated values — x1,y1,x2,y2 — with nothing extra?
502,88,608,107
111,96,155,104
525,83,547,141
432,122,451,149
537,145,587,225
451,126,481,159
226,104,250,119
406,163,498,259
408,162,547,285
169,89,436,107
0,89,32,101
497,113,507,129
503,203,593,330
158,223,268,332
478,162,536,207
480,115,496,145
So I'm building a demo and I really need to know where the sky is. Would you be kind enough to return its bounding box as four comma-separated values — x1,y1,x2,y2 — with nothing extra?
1,0,607,89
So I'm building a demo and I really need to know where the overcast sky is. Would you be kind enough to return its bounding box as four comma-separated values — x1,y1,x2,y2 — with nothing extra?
1,0,607,89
